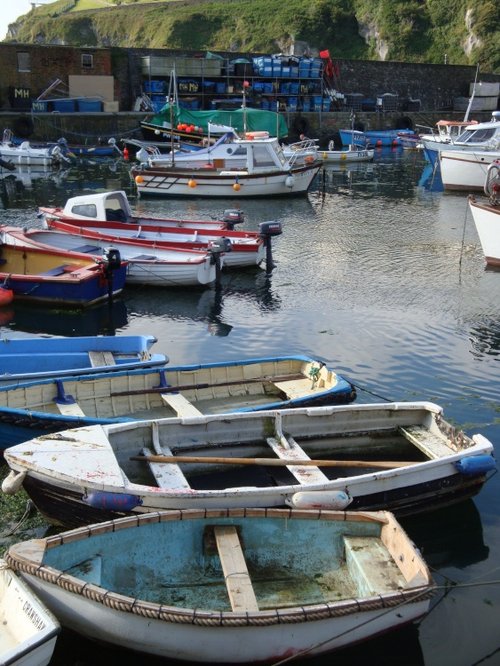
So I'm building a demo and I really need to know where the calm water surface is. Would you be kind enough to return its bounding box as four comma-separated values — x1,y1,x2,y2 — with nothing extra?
0,149,498,666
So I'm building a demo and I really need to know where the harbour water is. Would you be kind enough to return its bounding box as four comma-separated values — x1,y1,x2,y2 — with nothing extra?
0,148,498,666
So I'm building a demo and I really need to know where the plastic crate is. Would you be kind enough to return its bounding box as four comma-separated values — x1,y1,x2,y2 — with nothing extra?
77,99,102,112
52,99,75,112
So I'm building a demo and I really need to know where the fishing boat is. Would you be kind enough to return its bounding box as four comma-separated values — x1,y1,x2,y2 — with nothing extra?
0,334,166,386
422,112,500,167
339,128,414,148
0,558,60,666
130,133,321,198
2,401,494,527
0,356,354,450
1,226,227,287
4,508,434,663
0,239,126,307
319,143,374,163
439,149,500,191
468,160,500,266
39,190,246,231
0,129,70,167
41,215,280,270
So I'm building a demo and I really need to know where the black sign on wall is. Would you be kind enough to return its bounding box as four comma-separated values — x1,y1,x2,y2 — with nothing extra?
8,86,31,109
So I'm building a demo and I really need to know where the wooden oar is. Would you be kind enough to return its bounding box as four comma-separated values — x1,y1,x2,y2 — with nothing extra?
131,454,414,469
111,372,306,397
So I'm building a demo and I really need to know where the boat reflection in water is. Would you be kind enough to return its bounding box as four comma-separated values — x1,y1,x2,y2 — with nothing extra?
3,298,128,337
124,269,281,337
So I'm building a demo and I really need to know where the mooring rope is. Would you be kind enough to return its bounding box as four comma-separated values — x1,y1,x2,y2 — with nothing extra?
0,499,35,538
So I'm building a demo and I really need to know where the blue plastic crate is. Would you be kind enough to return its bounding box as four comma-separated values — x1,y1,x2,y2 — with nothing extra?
261,99,270,110
322,98,331,111
52,99,75,112
280,82,290,94
281,66,290,77
301,97,311,111
287,96,298,110
289,82,300,94
77,99,102,112
215,82,226,94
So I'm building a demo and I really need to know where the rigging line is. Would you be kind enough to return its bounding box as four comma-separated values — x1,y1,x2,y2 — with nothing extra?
270,579,500,666
0,499,35,538
470,645,500,666
348,381,392,402
458,197,469,273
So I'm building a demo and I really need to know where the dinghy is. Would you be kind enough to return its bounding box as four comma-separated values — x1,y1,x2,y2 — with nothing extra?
0,355,354,449
0,558,59,666
0,334,166,386
5,508,434,663
2,401,494,527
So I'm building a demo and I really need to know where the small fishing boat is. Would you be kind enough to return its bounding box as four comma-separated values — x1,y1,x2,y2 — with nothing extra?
2,401,494,527
0,356,354,450
319,143,374,163
468,160,500,266
339,128,414,148
39,190,245,230
1,226,227,287
0,334,166,386
0,238,126,307
4,508,434,663
41,216,280,270
130,133,321,198
0,129,70,167
0,558,60,666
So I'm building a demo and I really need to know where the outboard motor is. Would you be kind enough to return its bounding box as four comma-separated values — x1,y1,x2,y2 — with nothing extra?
102,247,122,303
259,221,283,273
221,209,244,229
209,237,232,283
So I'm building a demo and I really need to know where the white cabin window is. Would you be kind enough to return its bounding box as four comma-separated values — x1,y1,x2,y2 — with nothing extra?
72,204,97,218
17,52,31,72
81,53,94,69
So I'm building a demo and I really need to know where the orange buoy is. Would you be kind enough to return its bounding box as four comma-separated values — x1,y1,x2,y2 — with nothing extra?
233,182,241,191
135,175,144,184
188,178,197,188
123,146,129,161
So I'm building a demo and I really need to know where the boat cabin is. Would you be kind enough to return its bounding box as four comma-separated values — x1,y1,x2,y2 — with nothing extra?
58,191,133,222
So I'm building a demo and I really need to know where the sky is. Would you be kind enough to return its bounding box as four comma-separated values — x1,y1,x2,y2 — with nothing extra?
1,1,57,40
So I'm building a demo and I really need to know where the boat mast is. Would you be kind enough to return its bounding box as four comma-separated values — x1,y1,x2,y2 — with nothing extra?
463,63,480,123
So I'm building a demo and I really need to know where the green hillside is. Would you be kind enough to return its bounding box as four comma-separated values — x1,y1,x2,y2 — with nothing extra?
5,0,500,72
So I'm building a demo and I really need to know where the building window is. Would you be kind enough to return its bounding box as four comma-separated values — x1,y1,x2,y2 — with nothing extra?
17,52,31,72
81,53,93,69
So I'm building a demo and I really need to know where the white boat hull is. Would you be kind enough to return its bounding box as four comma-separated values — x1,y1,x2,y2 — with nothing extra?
439,150,500,190
0,561,59,666
22,574,429,662
133,164,320,197
319,148,374,163
468,198,500,266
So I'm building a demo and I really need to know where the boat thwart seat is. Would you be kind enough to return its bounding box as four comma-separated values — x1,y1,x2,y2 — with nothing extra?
161,392,202,417
267,435,329,485
89,351,116,367
399,425,452,459
273,376,318,399
213,525,259,612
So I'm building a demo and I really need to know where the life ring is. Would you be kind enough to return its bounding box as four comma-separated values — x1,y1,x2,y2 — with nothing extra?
484,160,500,198
12,116,34,139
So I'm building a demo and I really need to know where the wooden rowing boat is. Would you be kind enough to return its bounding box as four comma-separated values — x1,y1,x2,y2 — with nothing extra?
4,508,434,663
2,401,494,527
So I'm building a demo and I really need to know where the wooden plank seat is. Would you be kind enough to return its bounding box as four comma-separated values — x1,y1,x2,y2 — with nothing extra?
88,351,116,367
131,254,157,260
71,244,102,254
344,536,406,596
141,446,190,490
55,400,85,416
273,376,317,399
40,264,81,277
399,425,452,459
266,435,329,485
213,525,259,612
161,392,202,417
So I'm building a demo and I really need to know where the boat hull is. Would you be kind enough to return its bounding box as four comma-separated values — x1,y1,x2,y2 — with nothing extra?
468,198,500,265
131,163,321,197
0,559,59,666
440,151,500,190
